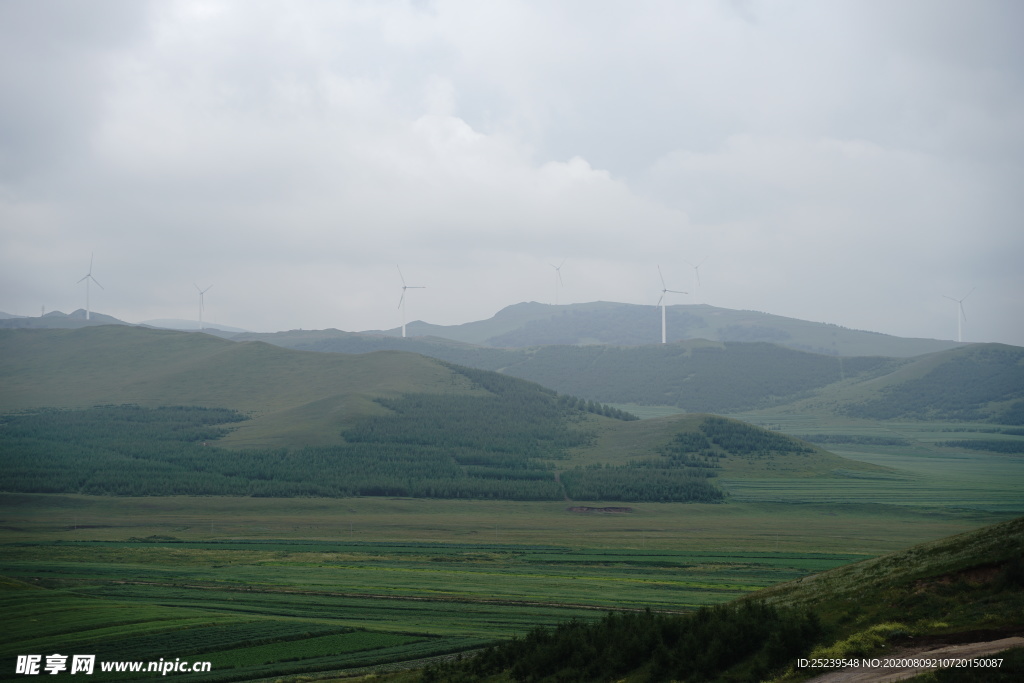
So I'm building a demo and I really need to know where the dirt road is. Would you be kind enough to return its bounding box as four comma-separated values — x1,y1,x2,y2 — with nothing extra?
805,637,1023,682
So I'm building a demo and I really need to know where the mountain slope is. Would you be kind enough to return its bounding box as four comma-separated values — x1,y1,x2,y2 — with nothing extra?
0,326,472,448
234,327,1023,421
363,301,964,358
1,326,883,503
836,343,1024,423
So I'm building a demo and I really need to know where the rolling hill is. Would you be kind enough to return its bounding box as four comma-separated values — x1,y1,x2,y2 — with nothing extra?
0,326,875,503
228,327,1024,422
0,325,483,448
359,301,964,357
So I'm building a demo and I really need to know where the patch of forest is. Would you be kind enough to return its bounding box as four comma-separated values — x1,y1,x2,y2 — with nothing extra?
0,371,669,500
421,601,821,682
555,417,817,503
843,345,1024,422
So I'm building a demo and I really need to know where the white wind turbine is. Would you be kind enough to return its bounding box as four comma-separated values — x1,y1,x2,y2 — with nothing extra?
195,284,213,330
943,288,974,343
685,257,707,304
657,265,687,344
397,266,425,338
550,258,566,305
76,253,104,320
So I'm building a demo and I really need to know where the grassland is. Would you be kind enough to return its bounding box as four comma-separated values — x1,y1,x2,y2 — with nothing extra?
1,482,1016,680
3,412,1022,679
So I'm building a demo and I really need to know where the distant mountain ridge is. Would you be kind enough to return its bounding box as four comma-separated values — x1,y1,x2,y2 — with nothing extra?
0,309,130,329
361,301,963,357
2,301,965,357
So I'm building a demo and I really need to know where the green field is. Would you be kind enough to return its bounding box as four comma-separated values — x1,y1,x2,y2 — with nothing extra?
2,466,1019,680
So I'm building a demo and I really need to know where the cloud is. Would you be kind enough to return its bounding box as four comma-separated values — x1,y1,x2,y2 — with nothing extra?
0,0,1021,344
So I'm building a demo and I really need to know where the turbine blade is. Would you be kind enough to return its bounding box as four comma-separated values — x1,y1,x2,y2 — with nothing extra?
959,303,967,321
657,265,666,290
397,265,406,287
91,276,104,290
398,291,405,309
657,293,665,307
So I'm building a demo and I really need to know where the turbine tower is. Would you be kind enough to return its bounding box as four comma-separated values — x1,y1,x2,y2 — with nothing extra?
943,288,974,343
195,284,213,330
76,253,103,320
657,265,687,344
397,266,425,338
550,258,565,305
685,257,707,304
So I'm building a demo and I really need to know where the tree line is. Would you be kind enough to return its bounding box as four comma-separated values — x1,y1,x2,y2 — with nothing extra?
421,601,821,682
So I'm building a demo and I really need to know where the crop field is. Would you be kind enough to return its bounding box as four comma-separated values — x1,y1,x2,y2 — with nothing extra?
0,534,867,681
2,417,1021,679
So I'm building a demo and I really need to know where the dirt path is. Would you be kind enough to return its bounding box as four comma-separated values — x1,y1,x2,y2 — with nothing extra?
805,637,1024,682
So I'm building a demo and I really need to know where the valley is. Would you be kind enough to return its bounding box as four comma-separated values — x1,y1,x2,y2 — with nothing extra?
0,322,1021,681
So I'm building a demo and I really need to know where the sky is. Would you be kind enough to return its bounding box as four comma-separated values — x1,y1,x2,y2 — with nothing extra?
2,0,1022,345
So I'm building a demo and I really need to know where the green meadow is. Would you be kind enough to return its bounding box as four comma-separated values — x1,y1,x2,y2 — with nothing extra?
2,458,1019,680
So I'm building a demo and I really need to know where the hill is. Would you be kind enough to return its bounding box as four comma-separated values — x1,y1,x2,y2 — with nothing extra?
0,326,870,502
227,328,1023,422
0,309,133,329
425,516,1024,681
835,343,1024,423
229,331,902,413
360,301,964,358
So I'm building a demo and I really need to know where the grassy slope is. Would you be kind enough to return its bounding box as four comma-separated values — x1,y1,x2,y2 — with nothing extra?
0,326,480,448
755,516,1024,681
230,328,1021,423
567,412,885,478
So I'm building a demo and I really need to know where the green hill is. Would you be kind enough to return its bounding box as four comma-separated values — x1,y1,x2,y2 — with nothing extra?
233,328,1023,422
425,516,1024,681
229,331,903,413
360,301,964,358
0,326,873,503
0,326,465,447
836,344,1024,423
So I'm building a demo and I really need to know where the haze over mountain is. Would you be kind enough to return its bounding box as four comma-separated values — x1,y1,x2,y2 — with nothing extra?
3,300,967,356
355,301,963,357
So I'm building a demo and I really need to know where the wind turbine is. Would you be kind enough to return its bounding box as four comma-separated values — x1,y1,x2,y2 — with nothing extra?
657,265,687,344
397,266,425,338
76,253,103,320
943,288,974,343
685,257,707,304
195,284,213,330
550,258,566,305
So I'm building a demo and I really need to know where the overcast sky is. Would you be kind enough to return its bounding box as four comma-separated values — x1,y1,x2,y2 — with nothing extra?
2,0,1022,345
